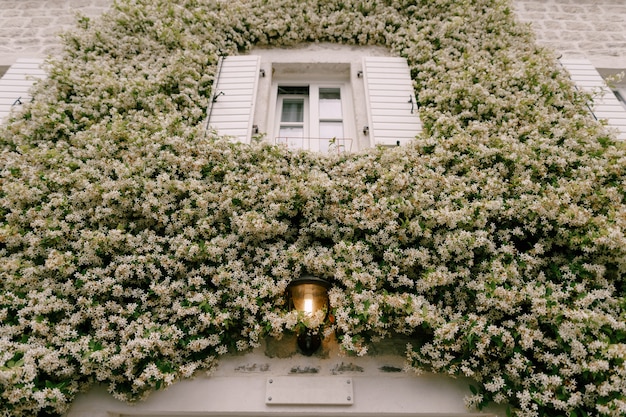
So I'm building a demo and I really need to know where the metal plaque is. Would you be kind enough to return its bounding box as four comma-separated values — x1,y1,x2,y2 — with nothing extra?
265,376,354,405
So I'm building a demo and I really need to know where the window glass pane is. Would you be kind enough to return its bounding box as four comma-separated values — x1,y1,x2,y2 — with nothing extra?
278,86,309,95
281,99,304,123
319,119,343,153
319,121,343,139
319,88,340,100
319,88,342,119
278,126,304,139
278,127,305,150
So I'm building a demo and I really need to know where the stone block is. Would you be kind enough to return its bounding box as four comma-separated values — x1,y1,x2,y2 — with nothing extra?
0,19,26,28
596,13,625,23
40,24,67,34
79,7,110,17
0,28,25,37
523,4,548,12
584,32,610,43
0,2,24,8
31,17,55,27
593,22,624,32
54,16,79,25
552,13,575,21
70,0,100,7
43,46,62,56
534,31,559,42
21,10,51,18
524,12,556,22
563,21,593,31
542,20,564,30
547,43,581,56
580,42,609,52
610,33,626,42
14,37,41,47
606,6,626,15
1,10,22,18
560,31,585,41
22,1,45,9
560,6,587,15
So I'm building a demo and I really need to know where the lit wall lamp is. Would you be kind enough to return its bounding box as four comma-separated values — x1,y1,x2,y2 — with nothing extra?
286,275,330,356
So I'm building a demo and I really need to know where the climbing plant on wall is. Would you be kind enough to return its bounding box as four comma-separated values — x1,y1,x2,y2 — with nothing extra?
1,0,625,416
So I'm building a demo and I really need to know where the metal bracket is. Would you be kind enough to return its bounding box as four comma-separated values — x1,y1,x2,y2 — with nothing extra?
212,91,225,102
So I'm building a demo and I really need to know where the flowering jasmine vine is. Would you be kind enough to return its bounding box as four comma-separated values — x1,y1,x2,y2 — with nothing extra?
1,0,625,416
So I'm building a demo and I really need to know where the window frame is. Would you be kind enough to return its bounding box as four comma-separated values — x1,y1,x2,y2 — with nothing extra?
270,79,355,153
276,92,310,149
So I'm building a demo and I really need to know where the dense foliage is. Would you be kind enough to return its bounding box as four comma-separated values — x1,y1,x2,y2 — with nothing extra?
1,0,625,416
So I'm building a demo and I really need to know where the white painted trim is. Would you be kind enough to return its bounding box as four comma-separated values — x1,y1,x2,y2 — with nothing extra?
560,57,626,141
270,79,356,153
67,376,500,417
65,352,501,417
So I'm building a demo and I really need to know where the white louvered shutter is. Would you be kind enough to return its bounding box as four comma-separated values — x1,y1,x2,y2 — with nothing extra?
206,55,261,143
560,57,626,141
0,58,45,123
362,56,422,147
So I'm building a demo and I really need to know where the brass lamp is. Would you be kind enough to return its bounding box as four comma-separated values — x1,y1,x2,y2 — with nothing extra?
286,275,330,356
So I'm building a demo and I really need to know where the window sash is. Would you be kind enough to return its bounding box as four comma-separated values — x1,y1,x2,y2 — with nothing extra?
274,83,349,152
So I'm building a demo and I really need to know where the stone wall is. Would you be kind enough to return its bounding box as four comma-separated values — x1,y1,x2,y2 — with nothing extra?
513,0,626,68
0,0,111,66
1,1,626,68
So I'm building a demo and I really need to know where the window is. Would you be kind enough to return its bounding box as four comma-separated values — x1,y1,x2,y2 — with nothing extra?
275,85,350,153
207,51,422,151
319,87,345,143
276,86,308,147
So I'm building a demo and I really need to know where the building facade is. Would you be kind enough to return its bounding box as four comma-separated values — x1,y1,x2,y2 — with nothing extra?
0,2,625,417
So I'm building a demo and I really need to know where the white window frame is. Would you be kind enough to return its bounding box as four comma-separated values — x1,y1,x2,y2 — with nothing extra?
269,80,356,153
275,88,310,140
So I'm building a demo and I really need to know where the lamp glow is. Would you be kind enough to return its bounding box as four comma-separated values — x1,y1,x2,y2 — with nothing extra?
304,298,313,315
286,275,330,355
